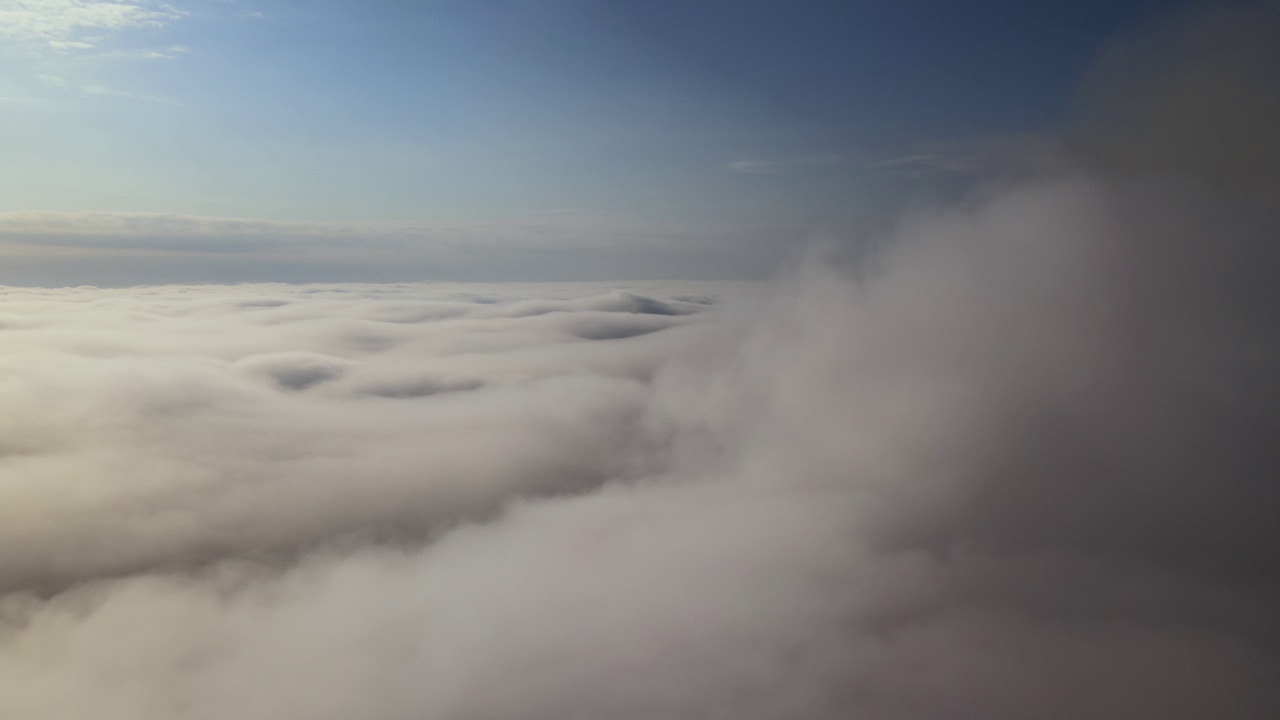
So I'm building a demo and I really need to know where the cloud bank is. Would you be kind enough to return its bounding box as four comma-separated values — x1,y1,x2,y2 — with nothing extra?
0,212,794,285
3,155,1280,719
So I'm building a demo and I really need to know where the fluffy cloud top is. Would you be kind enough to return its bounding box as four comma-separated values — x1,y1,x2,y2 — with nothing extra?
2,161,1280,719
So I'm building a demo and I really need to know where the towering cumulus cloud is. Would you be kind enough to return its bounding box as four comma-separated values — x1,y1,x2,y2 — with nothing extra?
3,9,1280,720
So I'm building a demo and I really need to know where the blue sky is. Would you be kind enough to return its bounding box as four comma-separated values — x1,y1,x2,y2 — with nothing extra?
0,0,1192,283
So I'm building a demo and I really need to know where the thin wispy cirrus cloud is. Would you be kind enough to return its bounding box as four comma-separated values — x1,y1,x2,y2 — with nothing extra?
861,135,1065,179
104,42,191,59
0,0,183,51
727,160,782,174
727,155,843,175
80,81,179,104
0,0,189,102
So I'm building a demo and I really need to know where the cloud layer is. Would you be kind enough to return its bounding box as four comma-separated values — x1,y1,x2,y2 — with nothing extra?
0,212,793,285
3,153,1280,719
3,7,1279,718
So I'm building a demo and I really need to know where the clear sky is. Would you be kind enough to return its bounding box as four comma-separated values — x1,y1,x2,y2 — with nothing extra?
0,0,1193,284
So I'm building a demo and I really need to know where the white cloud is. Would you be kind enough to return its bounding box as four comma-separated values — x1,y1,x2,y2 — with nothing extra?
0,166,1278,718
0,1,190,101
0,0,183,50
46,38,94,50
104,42,191,59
